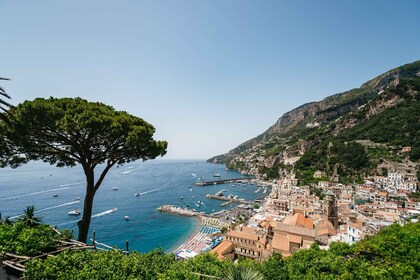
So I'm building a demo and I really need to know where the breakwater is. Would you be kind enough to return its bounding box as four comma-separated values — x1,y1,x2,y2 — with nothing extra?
194,178,254,186
157,205,200,217
205,194,249,204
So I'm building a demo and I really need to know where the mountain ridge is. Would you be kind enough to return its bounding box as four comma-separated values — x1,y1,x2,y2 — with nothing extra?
208,60,420,182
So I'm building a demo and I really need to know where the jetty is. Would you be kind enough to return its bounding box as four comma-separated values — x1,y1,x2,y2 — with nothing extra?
157,205,200,217
194,177,254,186
205,194,250,204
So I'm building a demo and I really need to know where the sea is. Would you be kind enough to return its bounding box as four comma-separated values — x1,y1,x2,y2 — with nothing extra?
0,160,267,253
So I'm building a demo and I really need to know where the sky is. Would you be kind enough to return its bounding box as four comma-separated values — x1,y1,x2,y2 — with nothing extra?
1,0,419,159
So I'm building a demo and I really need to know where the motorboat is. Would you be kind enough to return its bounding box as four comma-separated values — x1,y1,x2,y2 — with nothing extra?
111,208,117,212
68,209,81,216
53,194,58,197
213,174,221,177
124,216,130,220
134,192,141,197
75,197,81,201
112,187,119,190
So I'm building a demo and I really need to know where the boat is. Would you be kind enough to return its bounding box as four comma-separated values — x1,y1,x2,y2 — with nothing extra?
186,204,190,207
124,216,130,220
263,188,267,194
53,194,58,197
213,173,221,177
111,208,117,212
255,188,261,193
194,202,200,207
134,192,141,197
215,190,224,197
180,197,184,200
112,187,119,190
68,209,81,216
75,197,81,201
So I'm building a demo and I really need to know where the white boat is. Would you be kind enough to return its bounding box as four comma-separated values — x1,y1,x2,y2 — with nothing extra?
111,208,117,212
134,192,141,197
255,188,261,193
124,216,130,220
75,197,81,201
263,188,267,194
112,187,119,190
213,174,221,177
68,209,81,216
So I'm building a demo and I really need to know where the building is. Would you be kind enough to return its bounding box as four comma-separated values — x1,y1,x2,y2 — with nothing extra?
323,190,339,229
224,227,270,261
211,240,234,260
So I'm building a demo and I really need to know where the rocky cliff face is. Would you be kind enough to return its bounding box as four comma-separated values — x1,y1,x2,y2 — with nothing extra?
208,60,420,180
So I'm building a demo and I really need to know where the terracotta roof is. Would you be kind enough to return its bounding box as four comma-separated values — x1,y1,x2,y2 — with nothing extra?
241,227,257,234
211,240,234,260
283,213,314,229
348,219,364,230
271,233,289,251
275,223,316,237
289,234,302,244
226,230,259,241
378,192,388,197
316,219,337,236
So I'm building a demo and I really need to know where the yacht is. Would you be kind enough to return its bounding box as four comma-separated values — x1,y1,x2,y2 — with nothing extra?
124,216,130,220
68,209,81,216
213,173,221,177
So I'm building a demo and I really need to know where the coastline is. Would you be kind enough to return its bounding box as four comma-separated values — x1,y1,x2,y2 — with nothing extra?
166,215,202,253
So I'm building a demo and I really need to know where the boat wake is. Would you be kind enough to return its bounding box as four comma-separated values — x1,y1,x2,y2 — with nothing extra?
139,189,159,196
37,201,80,213
57,208,118,226
9,200,81,219
59,182,83,187
0,186,70,200
92,208,118,218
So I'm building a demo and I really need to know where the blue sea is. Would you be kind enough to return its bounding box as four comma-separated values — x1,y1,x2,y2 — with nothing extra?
0,160,266,253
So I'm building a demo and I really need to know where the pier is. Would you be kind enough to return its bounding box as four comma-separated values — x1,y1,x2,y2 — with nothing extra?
205,194,250,204
194,177,254,186
157,205,200,217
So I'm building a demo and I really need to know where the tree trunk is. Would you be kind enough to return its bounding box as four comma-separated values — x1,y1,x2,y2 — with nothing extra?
77,168,96,243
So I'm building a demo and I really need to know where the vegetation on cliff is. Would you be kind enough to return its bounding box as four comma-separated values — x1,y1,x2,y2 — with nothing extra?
210,60,420,182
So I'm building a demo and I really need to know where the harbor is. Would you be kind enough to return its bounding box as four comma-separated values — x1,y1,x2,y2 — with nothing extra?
194,177,254,186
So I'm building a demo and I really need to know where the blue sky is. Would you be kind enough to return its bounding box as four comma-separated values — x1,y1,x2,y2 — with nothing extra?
1,0,419,159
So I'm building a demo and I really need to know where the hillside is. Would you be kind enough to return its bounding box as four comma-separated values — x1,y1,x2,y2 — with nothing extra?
208,61,420,182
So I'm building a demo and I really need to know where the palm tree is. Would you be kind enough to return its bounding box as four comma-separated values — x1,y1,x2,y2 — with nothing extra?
19,206,42,227
224,266,265,280
0,77,13,124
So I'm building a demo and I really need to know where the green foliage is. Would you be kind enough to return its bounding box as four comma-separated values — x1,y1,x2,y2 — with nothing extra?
296,141,369,180
21,222,420,280
25,249,175,280
225,266,265,280
0,221,59,256
259,163,280,180
19,205,42,227
0,77,13,124
158,253,232,280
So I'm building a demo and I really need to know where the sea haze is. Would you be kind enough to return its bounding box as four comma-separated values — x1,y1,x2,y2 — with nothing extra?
0,160,266,252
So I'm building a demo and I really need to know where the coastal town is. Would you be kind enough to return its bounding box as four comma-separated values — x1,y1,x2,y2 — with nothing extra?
159,156,419,262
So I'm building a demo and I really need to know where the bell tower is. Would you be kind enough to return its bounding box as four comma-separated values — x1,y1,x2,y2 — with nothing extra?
324,190,338,229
